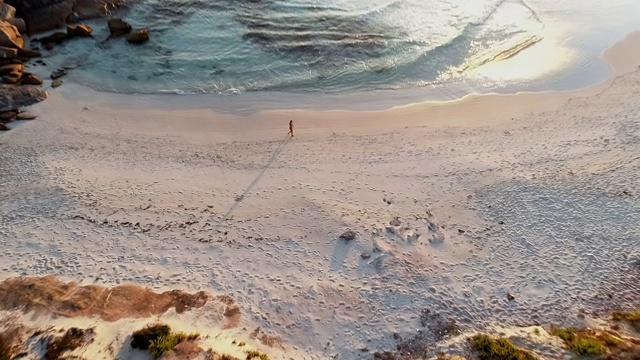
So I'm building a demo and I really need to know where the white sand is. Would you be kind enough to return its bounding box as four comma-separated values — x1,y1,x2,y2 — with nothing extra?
1,32,640,359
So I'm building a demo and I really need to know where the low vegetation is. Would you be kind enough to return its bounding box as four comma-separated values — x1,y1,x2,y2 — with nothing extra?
130,323,200,358
0,331,15,360
613,310,640,331
45,327,94,360
245,350,271,360
549,327,632,357
470,334,538,360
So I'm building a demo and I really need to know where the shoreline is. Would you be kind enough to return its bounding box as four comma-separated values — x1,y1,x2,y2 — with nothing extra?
1,24,640,360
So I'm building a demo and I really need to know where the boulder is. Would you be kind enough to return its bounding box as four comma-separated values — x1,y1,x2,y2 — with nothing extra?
6,18,27,34
0,110,18,121
16,111,37,120
67,24,92,37
0,46,17,59
38,31,67,44
6,0,75,34
3,72,21,84
0,123,9,131
0,21,23,49
107,18,131,36
71,0,127,21
0,84,47,112
50,68,66,79
0,3,17,20
339,230,357,241
21,72,43,85
127,28,148,44
17,47,41,57
0,63,23,74
51,78,62,87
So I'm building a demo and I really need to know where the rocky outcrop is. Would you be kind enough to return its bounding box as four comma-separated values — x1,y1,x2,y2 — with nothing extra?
67,23,92,37
38,31,67,44
0,62,24,84
0,3,17,20
6,18,26,33
0,21,23,48
20,72,43,85
0,45,17,59
0,84,47,112
108,18,130,36
127,27,148,44
4,0,127,34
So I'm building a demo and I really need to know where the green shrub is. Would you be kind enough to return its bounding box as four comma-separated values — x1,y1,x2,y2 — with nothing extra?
550,327,576,342
612,311,640,322
149,334,182,358
131,324,171,350
570,337,605,356
246,350,271,360
470,334,537,360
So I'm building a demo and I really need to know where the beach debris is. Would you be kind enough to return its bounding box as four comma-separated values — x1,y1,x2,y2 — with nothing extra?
128,28,150,44
339,230,357,241
108,18,132,36
507,293,515,301
50,69,67,79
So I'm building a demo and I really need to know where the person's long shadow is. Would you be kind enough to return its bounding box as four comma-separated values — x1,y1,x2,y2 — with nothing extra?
214,135,291,234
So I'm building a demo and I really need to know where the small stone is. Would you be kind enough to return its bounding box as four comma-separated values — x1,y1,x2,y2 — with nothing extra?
67,24,92,37
458,229,465,234
339,231,356,241
389,217,401,227
127,28,149,44
45,43,54,51
50,69,67,79
0,123,8,131
16,111,36,120
52,79,62,88
360,253,371,259
507,293,515,301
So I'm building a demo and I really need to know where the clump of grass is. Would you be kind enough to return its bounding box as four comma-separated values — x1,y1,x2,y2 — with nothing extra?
470,334,537,360
131,324,171,350
246,350,271,360
131,323,200,358
570,337,605,356
612,310,640,323
45,328,94,360
0,332,14,360
550,327,607,357
533,328,540,335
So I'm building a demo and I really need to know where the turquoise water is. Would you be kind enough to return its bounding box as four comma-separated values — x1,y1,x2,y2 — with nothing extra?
48,0,640,101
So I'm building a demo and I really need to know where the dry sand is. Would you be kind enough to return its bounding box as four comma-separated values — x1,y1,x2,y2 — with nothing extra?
1,31,640,359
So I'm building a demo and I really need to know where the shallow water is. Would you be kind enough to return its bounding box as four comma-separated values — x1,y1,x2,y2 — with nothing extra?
43,0,640,104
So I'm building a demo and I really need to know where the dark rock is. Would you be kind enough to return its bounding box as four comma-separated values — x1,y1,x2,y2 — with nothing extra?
360,252,371,259
0,3,17,20
21,73,43,85
457,229,465,234
108,18,131,36
16,111,37,120
339,230,357,241
507,293,515,301
45,42,54,50
0,123,9,131
50,68,67,79
0,84,47,112
17,47,41,58
67,24,92,37
6,18,27,34
0,111,18,121
389,217,401,227
7,0,75,34
71,0,127,22
127,28,149,44
0,46,17,59
0,21,24,49
39,32,67,44
51,78,62,87
2,72,21,84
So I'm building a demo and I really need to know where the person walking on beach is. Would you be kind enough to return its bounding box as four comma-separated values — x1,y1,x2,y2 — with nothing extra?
288,120,294,137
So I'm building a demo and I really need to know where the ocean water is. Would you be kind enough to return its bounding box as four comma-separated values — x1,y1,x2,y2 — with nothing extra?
46,0,640,104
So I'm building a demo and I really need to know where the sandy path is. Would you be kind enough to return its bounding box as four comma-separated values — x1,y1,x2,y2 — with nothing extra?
1,33,640,360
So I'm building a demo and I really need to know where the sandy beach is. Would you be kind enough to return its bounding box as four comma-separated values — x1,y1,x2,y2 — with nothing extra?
1,30,640,359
